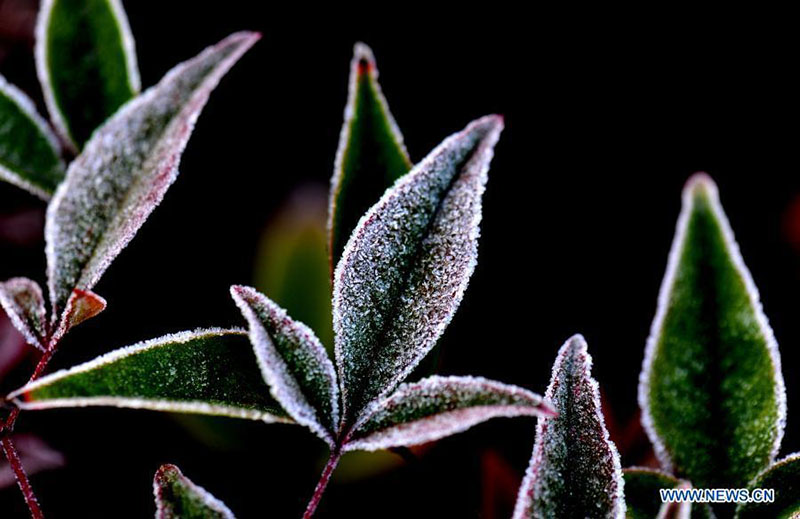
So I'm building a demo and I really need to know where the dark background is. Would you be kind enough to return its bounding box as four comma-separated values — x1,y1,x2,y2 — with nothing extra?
1,2,799,517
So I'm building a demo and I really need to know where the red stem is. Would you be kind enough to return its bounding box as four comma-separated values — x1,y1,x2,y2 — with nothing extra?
1,436,45,518
302,449,342,519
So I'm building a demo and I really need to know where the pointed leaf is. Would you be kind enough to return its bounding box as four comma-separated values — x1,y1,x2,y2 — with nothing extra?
344,375,553,451
0,75,65,198
0,278,48,351
36,0,140,150
512,335,625,519
45,31,260,327
735,453,800,518
50,288,107,342
623,468,713,519
328,42,412,268
334,115,503,421
230,285,338,445
639,173,785,489
154,464,235,519
8,328,290,423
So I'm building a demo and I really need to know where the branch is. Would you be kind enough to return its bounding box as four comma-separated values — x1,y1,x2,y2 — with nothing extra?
1,436,45,518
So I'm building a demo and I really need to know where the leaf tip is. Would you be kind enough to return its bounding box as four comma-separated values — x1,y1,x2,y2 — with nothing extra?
683,171,718,203
353,42,376,75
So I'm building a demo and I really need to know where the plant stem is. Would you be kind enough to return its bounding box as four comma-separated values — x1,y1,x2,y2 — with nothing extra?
302,449,342,519
1,436,45,518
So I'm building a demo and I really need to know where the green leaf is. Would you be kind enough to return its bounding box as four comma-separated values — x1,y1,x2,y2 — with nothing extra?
639,173,785,489
334,115,503,422
154,464,235,519
8,328,290,423
0,277,48,351
512,335,624,519
230,285,339,446
328,42,412,269
623,468,714,519
0,75,65,198
735,453,800,519
36,0,140,150
344,375,553,452
45,31,260,329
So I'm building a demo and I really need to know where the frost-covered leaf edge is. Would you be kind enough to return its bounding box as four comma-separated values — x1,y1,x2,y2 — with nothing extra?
0,277,48,351
637,172,786,474
35,0,141,152
8,327,292,423
342,375,554,452
734,452,800,518
0,74,64,199
154,464,235,519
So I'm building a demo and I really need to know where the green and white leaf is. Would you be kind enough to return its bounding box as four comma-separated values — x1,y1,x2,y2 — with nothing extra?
0,277,48,351
9,328,290,422
735,453,800,518
36,0,140,150
45,31,260,329
639,173,785,489
623,467,714,519
230,285,339,446
0,75,65,198
513,335,625,519
344,375,554,451
328,42,412,268
154,464,235,519
334,115,503,422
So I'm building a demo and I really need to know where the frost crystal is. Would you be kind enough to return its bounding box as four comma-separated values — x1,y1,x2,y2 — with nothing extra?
639,173,785,488
154,464,235,519
231,285,339,446
334,115,504,421
513,335,625,519
344,375,553,451
735,452,800,518
0,277,49,351
45,31,260,327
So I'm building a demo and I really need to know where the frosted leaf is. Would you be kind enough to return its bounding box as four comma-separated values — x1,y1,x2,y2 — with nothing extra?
638,173,785,489
512,335,625,519
45,31,260,327
50,288,107,343
9,328,291,423
231,285,339,446
343,375,553,452
154,464,235,519
0,75,65,199
334,115,504,421
623,468,713,519
0,277,48,351
735,453,800,518
36,0,140,150
328,42,412,268
0,435,65,490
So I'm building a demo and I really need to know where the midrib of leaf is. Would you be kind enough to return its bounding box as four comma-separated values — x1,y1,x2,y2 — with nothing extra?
345,145,483,425
557,347,577,516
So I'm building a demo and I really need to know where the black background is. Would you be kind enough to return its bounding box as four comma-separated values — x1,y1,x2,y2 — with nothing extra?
1,3,799,517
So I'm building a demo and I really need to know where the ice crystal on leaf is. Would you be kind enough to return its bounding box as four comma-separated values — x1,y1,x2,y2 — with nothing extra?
344,375,555,452
0,278,49,351
45,31,260,330
622,468,713,519
334,115,504,422
639,173,785,489
36,0,141,150
231,285,339,446
0,74,65,199
328,42,412,268
734,453,800,518
513,335,625,519
154,464,235,519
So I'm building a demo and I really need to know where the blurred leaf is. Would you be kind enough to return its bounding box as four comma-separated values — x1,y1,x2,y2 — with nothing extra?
512,335,624,519
36,0,140,150
255,186,333,349
328,42,412,268
623,468,713,519
0,434,65,489
9,328,290,423
45,31,260,331
154,464,235,519
639,173,785,489
345,375,552,451
332,450,404,483
735,453,800,518
231,285,339,446
0,277,48,350
334,115,503,422
0,74,65,198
